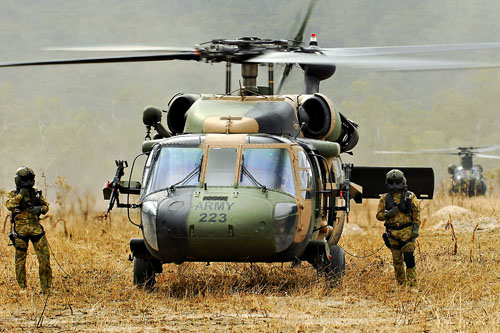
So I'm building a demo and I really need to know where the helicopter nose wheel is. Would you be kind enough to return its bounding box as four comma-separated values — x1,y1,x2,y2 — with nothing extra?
133,257,160,289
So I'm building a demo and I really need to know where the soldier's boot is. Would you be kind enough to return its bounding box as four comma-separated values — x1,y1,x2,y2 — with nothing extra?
403,252,417,290
406,267,418,289
33,236,52,293
394,266,406,285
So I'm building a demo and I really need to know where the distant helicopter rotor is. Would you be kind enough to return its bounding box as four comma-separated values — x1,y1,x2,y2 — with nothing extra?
376,145,500,158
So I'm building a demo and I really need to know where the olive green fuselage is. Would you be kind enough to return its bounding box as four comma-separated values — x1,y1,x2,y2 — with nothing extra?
139,133,338,263
142,187,303,263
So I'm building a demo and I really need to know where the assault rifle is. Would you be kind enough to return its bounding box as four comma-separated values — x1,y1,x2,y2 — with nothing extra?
8,209,18,246
341,163,353,223
104,160,128,220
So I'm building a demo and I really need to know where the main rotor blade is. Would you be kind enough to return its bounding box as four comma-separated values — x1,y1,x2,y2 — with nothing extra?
278,0,317,93
277,64,293,94
374,150,418,155
44,45,196,53
0,53,200,68
321,42,500,57
291,0,317,44
475,153,500,160
247,52,500,71
375,150,458,155
469,145,500,153
414,147,460,153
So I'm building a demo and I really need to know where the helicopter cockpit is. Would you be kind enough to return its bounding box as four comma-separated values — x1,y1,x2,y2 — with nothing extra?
142,135,314,199
453,165,481,183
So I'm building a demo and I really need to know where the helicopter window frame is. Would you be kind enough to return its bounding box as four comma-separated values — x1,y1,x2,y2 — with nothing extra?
297,150,313,200
144,144,204,195
332,158,343,188
141,149,155,192
238,146,296,195
141,146,161,198
204,147,239,187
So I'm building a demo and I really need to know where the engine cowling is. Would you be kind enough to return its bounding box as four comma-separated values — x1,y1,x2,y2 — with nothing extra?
298,94,358,152
166,94,201,134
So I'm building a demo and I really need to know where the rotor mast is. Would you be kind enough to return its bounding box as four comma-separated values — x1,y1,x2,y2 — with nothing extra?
227,62,274,95
242,63,258,93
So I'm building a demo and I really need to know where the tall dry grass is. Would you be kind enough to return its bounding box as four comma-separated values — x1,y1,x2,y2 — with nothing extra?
0,181,499,331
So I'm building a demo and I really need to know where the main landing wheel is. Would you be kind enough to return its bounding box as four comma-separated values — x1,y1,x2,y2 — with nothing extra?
133,257,156,289
325,244,345,281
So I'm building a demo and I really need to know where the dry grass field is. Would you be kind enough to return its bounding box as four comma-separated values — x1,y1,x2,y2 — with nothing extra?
1,182,500,332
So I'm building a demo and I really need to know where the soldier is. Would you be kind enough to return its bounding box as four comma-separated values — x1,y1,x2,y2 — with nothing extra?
376,169,420,289
5,167,51,294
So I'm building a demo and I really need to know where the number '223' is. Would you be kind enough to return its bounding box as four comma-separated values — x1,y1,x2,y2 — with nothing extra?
199,213,227,223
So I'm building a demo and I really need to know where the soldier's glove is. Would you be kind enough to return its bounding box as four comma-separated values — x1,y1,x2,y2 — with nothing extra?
8,231,17,244
19,187,31,198
29,206,43,216
411,223,420,241
383,205,399,219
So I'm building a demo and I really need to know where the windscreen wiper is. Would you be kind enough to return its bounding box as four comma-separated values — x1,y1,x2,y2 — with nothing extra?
240,157,267,192
169,158,203,192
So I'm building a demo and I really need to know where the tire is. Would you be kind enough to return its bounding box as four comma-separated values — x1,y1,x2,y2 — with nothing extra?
325,244,345,281
133,257,155,289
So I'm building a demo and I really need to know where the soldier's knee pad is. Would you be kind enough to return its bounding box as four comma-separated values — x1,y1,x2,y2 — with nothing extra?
403,252,415,268
30,230,45,243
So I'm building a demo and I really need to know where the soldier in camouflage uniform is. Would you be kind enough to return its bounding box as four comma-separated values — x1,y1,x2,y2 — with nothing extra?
376,169,420,288
5,167,51,293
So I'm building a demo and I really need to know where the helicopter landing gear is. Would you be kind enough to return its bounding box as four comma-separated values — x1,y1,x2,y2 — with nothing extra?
324,245,345,281
133,257,161,289
308,242,345,283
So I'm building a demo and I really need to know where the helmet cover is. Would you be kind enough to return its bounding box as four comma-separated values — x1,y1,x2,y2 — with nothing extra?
15,166,35,188
385,169,406,192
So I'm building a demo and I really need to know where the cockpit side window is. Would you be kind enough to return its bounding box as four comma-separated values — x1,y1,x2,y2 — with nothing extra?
298,151,313,199
142,148,156,192
239,148,295,195
146,146,203,194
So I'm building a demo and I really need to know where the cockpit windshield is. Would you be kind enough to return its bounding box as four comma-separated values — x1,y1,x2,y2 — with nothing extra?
147,147,203,193
239,148,295,195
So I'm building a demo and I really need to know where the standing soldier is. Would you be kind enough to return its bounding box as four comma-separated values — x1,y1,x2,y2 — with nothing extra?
5,167,51,294
376,169,420,289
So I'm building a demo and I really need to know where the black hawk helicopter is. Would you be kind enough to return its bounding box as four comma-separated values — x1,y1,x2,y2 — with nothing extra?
377,146,500,196
7,1,500,287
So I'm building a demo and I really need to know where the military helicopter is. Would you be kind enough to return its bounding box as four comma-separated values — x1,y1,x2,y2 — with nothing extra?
377,146,500,196
9,1,500,288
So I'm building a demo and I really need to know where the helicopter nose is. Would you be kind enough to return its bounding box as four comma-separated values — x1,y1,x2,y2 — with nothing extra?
184,190,299,261
141,189,195,262
141,189,299,262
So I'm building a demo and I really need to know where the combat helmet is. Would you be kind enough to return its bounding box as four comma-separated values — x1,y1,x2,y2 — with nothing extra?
15,166,35,188
385,169,406,192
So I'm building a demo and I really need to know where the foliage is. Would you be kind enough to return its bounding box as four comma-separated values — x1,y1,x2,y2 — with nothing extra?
1,189,500,330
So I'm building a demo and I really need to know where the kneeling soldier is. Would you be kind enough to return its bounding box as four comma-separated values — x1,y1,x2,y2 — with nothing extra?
376,169,420,289
6,167,51,294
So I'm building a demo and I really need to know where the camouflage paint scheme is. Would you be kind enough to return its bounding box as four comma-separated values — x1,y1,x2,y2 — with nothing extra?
180,94,342,141
376,192,420,286
5,189,51,292
140,132,343,264
134,92,353,266
185,96,300,136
